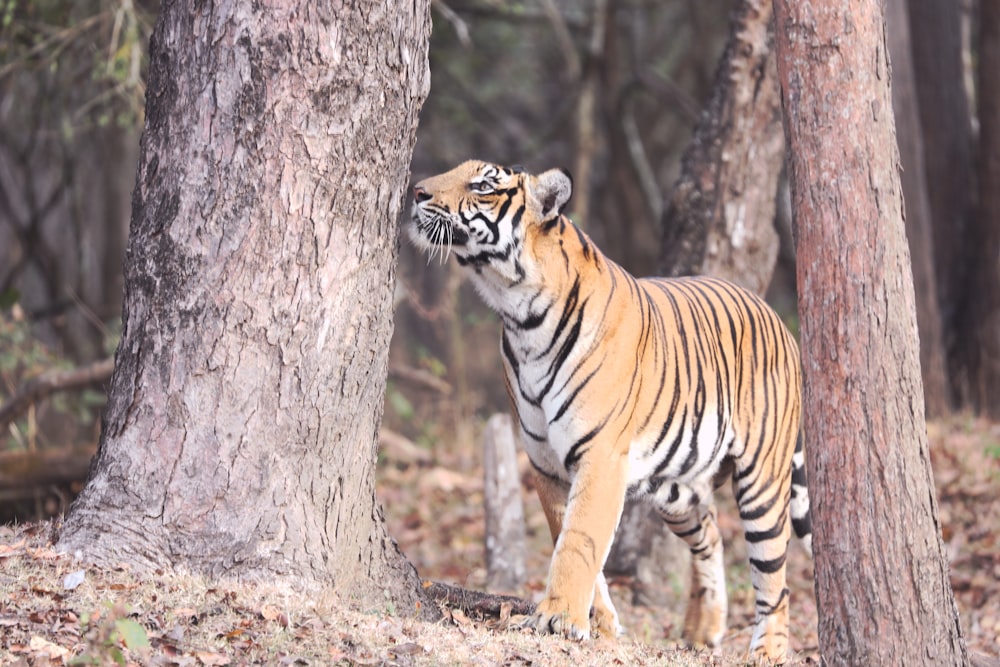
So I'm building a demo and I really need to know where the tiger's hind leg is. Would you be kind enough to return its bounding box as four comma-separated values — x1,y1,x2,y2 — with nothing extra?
656,486,727,648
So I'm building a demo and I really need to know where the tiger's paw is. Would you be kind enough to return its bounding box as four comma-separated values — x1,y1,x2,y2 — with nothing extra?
591,575,624,639
682,591,726,648
747,614,789,664
591,605,623,639
522,598,590,641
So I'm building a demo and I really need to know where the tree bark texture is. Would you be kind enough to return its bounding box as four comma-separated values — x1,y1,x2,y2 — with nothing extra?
58,0,432,611
773,1,968,664
657,0,783,296
963,1,1000,418
610,0,783,590
885,0,951,417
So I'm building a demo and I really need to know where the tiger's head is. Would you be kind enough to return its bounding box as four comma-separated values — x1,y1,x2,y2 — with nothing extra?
408,160,573,283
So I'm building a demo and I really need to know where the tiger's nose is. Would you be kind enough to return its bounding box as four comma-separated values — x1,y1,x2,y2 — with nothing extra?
412,185,432,203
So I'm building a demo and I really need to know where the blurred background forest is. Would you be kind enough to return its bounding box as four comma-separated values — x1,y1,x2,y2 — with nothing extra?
0,0,997,523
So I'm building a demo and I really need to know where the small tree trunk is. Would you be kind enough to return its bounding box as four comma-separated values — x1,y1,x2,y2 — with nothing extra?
959,1,1000,418
907,0,975,394
658,0,783,294
482,414,526,592
57,0,433,611
885,0,951,417
571,0,609,230
773,0,969,663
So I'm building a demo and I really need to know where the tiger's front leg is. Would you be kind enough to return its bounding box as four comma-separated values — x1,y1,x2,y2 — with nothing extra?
528,454,628,640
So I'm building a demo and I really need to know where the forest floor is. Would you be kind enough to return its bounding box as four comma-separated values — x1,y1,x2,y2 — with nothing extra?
0,417,998,666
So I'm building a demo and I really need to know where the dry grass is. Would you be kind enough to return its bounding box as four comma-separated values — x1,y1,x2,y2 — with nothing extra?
0,522,746,666
1,417,998,666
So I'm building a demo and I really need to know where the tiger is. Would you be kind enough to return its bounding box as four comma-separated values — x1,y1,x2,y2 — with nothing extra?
407,160,813,662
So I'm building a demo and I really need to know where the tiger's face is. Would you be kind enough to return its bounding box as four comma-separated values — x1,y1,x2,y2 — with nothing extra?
408,160,572,278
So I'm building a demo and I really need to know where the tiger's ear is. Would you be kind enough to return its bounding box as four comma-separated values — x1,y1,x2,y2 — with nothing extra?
532,168,573,219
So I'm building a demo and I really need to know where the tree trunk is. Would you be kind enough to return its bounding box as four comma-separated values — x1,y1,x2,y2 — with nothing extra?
657,0,783,295
482,413,526,592
962,1,1000,418
907,0,975,399
773,0,969,664
608,0,785,593
57,0,432,612
885,0,951,417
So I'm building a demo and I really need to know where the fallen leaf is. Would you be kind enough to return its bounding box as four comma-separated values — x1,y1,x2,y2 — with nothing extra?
62,569,86,590
259,604,281,621
29,635,71,660
390,642,425,656
0,538,27,556
172,607,198,620
260,604,289,627
194,650,231,666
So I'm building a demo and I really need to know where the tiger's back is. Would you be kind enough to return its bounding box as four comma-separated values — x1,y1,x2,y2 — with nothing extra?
409,160,811,662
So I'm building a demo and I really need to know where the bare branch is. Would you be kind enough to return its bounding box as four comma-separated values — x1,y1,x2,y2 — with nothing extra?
432,0,471,46
538,0,581,79
388,364,452,395
0,357,114,432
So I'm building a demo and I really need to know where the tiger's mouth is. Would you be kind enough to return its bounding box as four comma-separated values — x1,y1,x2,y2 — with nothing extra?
409,205,470,263
412,209,470,246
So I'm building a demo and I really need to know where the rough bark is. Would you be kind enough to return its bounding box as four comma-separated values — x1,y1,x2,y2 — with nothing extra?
962,1,1000,418
907,0,975,387
885,0,951,417
773,0,969,664
57,0,432,612
657,0,783,295
609,0,784,590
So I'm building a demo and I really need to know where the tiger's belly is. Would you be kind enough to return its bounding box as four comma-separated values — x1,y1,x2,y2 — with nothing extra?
515,388,733,502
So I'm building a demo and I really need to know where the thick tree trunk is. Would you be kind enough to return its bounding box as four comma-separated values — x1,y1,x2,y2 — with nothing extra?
610,0,785,592
885,0,951,417
57,0,432,611
657,0,783,294
773,1,968,664
962,2,1000,418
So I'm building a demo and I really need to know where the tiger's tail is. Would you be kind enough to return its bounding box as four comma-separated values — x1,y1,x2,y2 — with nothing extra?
790,433,813,557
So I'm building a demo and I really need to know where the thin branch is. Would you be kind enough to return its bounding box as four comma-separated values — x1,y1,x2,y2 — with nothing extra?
619,89,664,223
443,3,587,29
538,0,581,79
0,357,114,432
0,14,104,79
388,364,452,395
638,69,702,125
432,0,471,46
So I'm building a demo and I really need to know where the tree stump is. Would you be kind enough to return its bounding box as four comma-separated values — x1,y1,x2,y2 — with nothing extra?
482,413,526,592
